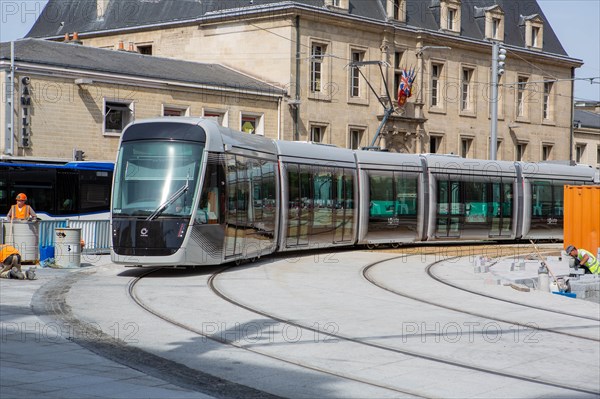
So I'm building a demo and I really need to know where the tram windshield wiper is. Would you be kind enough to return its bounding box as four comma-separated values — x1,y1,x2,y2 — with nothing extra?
146,179,189,221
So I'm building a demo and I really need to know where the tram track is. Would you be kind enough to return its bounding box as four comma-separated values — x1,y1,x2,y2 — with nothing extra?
425,259,600,322
363,255,600,343
204,264,599,396
124,248,599,397
127,266,424,398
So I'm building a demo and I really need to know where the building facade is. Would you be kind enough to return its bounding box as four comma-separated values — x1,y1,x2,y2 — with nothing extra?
21,0,593,162
1,39,284,161
574,102,600,168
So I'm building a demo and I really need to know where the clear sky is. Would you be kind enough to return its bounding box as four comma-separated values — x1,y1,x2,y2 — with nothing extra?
1,0,598,101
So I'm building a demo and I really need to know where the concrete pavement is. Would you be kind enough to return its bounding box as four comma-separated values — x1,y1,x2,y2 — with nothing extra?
1,247,599,398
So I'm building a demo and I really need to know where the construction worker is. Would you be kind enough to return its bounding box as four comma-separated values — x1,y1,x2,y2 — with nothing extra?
0,244,36,280
566,245,600,275
6,193,37,221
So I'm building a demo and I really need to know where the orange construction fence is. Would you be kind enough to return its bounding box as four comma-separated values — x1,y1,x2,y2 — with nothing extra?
563,185,600,256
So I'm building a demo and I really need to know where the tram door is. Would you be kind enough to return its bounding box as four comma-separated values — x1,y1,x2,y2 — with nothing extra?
286,164,311,248
436,181,461,238
489,182,513,237
225,155,249,258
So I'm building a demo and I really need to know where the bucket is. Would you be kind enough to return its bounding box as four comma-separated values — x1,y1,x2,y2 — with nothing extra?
4,220,39,263
55,228,82,268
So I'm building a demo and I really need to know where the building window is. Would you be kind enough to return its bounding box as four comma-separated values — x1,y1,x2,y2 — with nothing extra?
163,105,189,117
137,45,152,55
496,140,503,160
350,50,364,98
349,128,364,149
447,8,456,30
597,146,600,166
517,76,528,117
492,18,500,39
543,81,553,120
204,110,227,126
393,51,404,98
516,143,526,161
542,145,552,161
311,126,325,143
576,144,586,163
485,8,505,41
525,16,544,49
430,136,442,153
310,43,326,93
460,137,472,158
441,0,461,32
461,68,474,111
104,100,134,134
241,114,263,135
431,63,442,107
393,0,404,20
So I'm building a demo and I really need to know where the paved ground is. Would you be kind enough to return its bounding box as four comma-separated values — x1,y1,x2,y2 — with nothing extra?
1,246,599,398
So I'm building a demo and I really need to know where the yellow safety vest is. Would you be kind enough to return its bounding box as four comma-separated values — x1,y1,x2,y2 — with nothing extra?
578,249,600,274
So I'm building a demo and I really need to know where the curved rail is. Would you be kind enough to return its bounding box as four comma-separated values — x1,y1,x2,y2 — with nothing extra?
128,266,422,398
208,263,599,396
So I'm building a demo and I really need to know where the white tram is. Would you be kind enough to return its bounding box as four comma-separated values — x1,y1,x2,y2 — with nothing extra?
110,118,596,266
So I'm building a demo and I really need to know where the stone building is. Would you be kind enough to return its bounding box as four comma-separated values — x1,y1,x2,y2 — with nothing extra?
1,39,284,161
573,102,600,168
20,0,592,161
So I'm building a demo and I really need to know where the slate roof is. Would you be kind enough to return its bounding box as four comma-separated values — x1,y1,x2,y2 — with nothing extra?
26,0,568,57
574,109,600,130
0,39,285,95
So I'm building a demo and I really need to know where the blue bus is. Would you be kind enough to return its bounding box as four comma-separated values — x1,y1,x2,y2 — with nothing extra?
1,161,113,220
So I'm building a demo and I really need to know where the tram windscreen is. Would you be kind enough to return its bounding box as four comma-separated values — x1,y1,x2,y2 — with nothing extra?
112,141,203,217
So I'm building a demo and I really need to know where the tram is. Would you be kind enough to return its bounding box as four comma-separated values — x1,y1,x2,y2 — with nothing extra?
110,118,596,266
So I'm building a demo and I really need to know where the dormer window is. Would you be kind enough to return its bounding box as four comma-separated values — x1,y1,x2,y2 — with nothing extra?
326,0,349,11
387,0,406,22
440,0,461,33
481,6,504,41
522,14,544,49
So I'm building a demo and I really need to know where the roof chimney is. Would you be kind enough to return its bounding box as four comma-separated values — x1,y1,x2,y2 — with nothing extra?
64,33,71,42
128,42,134,52
118,40,125,51
70,32,83,45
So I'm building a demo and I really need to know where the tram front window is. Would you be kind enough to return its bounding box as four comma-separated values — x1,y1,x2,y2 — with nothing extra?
112,141,203,217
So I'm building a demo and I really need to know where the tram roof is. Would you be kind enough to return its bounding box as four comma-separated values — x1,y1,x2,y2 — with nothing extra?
520,161,596,182
274,140,356,166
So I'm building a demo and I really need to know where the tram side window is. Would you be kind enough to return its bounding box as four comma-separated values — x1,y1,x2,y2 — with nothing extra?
369,173,394,217
464,181,488,222
531,180,568,217
395,174,418,215
198,154,225,224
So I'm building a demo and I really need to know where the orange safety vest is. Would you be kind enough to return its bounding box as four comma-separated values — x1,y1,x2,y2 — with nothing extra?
9,204,32,220
0,244,19,263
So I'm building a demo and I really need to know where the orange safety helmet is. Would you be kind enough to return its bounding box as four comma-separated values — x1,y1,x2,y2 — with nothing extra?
15,193,27,201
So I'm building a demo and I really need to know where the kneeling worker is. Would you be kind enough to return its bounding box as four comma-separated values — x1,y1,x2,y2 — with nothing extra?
566,245,600,275
0,244,36,280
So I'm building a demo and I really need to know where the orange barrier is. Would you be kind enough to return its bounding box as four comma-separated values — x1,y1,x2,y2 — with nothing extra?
564,185,600,255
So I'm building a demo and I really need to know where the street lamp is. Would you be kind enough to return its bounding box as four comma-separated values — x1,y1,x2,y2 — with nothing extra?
490,42,507,160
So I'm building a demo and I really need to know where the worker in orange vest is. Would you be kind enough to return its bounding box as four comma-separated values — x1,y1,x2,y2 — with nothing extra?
0,244,36,280
6,193,37,221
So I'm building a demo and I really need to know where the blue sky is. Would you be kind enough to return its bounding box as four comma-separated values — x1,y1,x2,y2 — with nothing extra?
1,0,598,101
